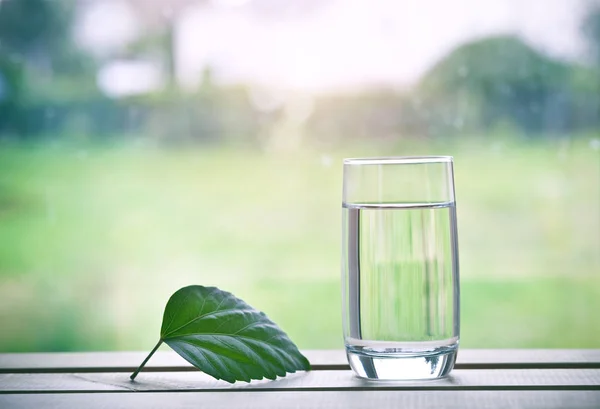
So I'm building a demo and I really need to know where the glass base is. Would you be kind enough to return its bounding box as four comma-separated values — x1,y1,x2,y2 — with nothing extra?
346,344,458,380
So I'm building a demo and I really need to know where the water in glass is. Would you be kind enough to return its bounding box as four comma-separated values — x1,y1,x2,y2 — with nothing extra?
342,201,459,380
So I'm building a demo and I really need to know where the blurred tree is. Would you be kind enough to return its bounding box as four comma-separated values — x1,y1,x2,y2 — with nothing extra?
419,36,573,135
119,1,271,145
579,2,600,129
306,89,407,143
0,56,24,135
0,0,107,138
125,0,204,87
307,32,600,143
582,2,600,66
0,0,92,75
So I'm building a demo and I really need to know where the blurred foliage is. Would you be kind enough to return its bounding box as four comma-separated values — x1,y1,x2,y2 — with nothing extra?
306,89,408,143
0,0,598,353
0,0,71,69
0,0,95,76
124,84,270,145
307,35,600,141
582,2,600,65
0,56,24,135
418,35,600,135
0,0,102,138
0,0,598,143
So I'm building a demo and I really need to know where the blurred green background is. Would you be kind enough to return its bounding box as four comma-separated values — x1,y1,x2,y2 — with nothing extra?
0,0,599,352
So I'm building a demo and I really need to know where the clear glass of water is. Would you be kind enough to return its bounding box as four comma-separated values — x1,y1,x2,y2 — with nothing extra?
342,156,460,380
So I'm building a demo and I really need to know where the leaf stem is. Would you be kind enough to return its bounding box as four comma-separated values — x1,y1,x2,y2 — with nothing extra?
130,339,163,381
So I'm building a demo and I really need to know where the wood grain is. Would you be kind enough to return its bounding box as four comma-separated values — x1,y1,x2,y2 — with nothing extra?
1,391,599,409
2,351,599,409
1,350,599,374
1,369,599,393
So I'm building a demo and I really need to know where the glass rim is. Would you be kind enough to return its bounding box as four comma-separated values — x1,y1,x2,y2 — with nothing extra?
343,156,453,165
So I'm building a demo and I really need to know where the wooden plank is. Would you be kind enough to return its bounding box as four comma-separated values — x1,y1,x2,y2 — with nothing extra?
457,350,600,368
1,369,599,393
1,350,599,373
1,391,600,409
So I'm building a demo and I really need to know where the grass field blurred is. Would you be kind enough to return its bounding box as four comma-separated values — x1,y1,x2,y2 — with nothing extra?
0,135,598,352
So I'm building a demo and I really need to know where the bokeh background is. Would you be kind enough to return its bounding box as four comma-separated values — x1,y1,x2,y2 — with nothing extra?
0,0,599,352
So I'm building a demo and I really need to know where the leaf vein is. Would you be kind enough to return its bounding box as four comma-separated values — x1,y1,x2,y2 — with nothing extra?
168,333,296,351
163,290,194,335
232,320,263,335
162,307,256,338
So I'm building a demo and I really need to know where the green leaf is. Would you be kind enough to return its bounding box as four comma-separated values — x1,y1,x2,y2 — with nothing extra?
131,285,310,383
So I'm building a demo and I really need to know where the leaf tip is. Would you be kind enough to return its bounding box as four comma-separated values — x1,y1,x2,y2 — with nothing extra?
302,357,312,371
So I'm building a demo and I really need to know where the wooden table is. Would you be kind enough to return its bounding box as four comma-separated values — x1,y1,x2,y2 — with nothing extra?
1,350,599,408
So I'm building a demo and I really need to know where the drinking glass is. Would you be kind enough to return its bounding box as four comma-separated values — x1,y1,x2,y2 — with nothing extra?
341,156,460,380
